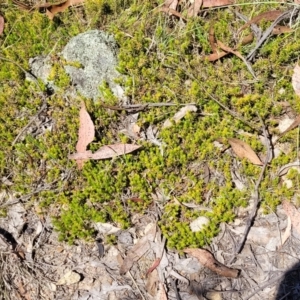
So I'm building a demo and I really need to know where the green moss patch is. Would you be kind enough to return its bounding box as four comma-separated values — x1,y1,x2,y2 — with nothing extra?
1,1,300,248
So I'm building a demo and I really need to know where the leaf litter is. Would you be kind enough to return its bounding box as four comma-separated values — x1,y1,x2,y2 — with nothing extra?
69,102,141,168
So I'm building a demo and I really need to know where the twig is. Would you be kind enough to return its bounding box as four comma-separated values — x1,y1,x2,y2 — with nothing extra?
229,115,271,264
247,9,298,61
127,269,146,300
100,102,196,112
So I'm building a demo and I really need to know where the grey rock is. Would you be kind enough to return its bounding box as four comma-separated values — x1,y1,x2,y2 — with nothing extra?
27,55,56,92
62,30,126,102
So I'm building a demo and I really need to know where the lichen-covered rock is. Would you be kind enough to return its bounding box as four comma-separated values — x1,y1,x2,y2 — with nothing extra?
62,30,126,102
28,55,56,93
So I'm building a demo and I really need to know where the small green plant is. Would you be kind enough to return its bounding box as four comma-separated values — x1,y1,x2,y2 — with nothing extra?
1,0,300,248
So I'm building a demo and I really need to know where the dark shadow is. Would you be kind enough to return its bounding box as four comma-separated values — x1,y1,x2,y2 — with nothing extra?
0,227,18,249
275,261,300,300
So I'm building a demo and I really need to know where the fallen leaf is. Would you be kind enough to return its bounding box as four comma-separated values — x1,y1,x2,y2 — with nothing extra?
0,15,4,35
228,138,263,165
217,40,256,77
57,270,81,285
184,248,239,278
272,25,292,35
187,0,203,17
45,0,85,20
238,10,283,33
292,64,300,97
277,115,300,140
202,0,232,8
146,258,161,276
145,269,159,296
164,0,178,10
206,51,228,61
163,105,197,128
68,150,93,160
209,26,217,52
159,282,168,300
206,291,222,300
282,200,300,235
76,102,94,153
91,144,141,160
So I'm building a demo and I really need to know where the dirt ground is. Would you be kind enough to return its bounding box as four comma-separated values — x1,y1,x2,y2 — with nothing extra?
0,191,300,300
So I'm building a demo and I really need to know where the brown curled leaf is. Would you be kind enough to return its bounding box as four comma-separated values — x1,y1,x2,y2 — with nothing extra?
217,40,244,60
46,0,85,20
0,15,4,35
272,25,292,35
209,26,217,52
205,51,228,62
238,10,283,33
202,0,232,8
184,248,239,278
146,258,161,276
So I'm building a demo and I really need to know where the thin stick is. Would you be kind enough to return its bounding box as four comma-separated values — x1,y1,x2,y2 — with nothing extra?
229,114,271,264
127,269,146,300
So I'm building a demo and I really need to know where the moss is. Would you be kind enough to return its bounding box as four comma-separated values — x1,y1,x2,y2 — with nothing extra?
1,0,300,247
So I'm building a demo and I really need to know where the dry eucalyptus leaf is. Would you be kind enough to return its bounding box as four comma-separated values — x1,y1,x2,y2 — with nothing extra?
68,150,93,160
57,270,81,285
46,0,85,20
282,200,300,235
228,138,262,165
76,102,94,153
202,0,232,7
187,0,203,17
292,64,300,96
91,144,141,160
184,248,239,278
0,15,4,35
146,258,161,276
238,10,283,32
